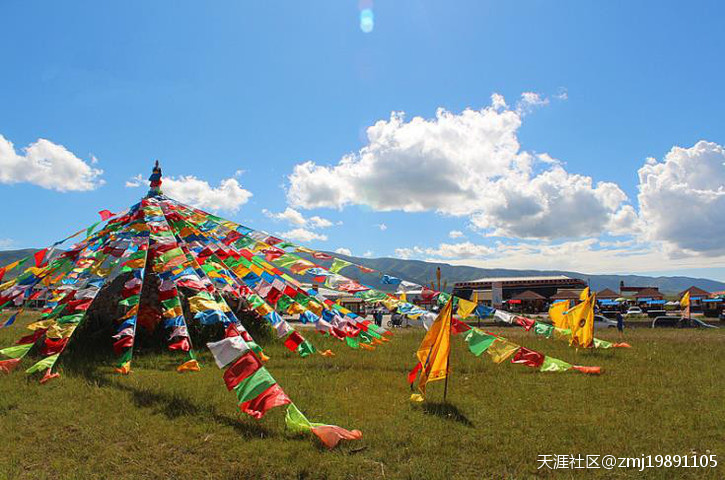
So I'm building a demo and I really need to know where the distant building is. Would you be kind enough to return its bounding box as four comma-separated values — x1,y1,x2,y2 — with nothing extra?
453,275,587,311
619,281,662,298
596,288,619,300
679,286,712,313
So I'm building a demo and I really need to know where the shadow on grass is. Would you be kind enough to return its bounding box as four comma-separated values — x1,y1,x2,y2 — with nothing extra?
420,402,473,427
61,357,271,440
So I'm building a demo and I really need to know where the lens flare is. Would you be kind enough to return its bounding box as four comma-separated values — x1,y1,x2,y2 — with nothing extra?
360,8,374,33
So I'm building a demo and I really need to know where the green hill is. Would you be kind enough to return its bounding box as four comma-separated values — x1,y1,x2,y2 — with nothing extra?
2,248,723,294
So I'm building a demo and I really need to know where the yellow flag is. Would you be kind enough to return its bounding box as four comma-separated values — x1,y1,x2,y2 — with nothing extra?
399,292,407,302
287,303,306,315
486,338,520,363
456,298,477,318
579,287,590,301
415,299,453,394
569,294,595,348
680,291,690,308
549,301,570,329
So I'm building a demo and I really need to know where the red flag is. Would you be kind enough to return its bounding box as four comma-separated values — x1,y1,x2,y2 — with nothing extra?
514,316,536,331
40,337,69,356
265,288,282,306
113,336,134,355
40,369,61,384
34,249,48,268
283,331,304,352
0,358,22,373
98,209,115,220
311,425,363,449
0,267,5,282
451,318,471,335
17,328,47,345
571,365,603,375
223,351,262,391
168,337,190,352
407,362,422,386
239,383,291,419
421,287,437,301
510,347,545,368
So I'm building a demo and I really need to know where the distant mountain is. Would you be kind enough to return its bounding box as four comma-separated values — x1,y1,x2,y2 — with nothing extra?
2,248,723,295
326,254,725,295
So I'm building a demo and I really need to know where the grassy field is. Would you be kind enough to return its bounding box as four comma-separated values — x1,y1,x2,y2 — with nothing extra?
1,313,723,480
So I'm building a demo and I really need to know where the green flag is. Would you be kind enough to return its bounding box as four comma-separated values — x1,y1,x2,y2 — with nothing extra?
0,343,34,359
540,356,572,372
25,354,60,374
330,258,351,273
464,329,496,356
533,321,555,338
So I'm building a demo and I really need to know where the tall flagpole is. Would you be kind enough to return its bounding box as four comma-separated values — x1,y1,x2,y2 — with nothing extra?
443,298,452,403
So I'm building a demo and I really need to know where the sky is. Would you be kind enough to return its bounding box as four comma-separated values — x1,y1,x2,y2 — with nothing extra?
1,1,724,280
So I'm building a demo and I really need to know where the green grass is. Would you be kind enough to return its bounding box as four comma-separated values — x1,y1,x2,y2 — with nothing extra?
1,313,724,480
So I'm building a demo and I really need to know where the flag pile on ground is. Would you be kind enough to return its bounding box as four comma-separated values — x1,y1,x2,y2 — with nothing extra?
0,162,361,448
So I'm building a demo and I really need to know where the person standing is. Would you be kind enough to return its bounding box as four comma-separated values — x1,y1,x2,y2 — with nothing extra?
616,312,624,337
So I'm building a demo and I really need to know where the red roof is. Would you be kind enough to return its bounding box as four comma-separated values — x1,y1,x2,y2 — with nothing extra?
596,288,619,299
679,286,711,298
511,290,546,301
634,288,664,299
549,290,580,300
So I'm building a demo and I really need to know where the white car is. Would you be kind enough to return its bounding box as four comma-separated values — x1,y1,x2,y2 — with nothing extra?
625,307,642,316
594,315,618,329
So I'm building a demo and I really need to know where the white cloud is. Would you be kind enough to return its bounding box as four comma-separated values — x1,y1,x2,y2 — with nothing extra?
0,134,103,191
263,207,334,229
375,223,388,231
362,250,374,258
335,247,352,256
286,94,632,240
448,230,465,239
126,172,252,212
263,207,306,226
0,238,14,249
163,176,252,213
399,238,725,274
310,216,334,228
125,174,143,188
423,241,495,259
637,140,725,256
516,92,549,114
280,228,328,243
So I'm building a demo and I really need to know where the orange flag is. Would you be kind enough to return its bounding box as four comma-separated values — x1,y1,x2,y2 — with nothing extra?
414,298,453,397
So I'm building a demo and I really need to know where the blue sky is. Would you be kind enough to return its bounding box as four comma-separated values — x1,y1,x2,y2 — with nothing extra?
1,1,724,280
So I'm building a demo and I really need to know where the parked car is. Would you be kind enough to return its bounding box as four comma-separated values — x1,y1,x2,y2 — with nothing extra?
692,317,719,329
593,315,618,329
651,316,719,328
652,316,681,328
625,307,642,316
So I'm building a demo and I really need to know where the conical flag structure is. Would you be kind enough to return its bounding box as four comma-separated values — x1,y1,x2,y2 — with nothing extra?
0,162,365,448
0,162,608,437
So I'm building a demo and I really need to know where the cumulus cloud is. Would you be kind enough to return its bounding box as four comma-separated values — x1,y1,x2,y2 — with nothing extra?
637,140,725,256
335,247,352,256
448,230,465,239
263,207,334,229
516,92,549,114
0,134,103,191
396,238,725,274
280,228,328,243
125,172,252,213
286,94,633,240
162,176,252,213
375,223,388,231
